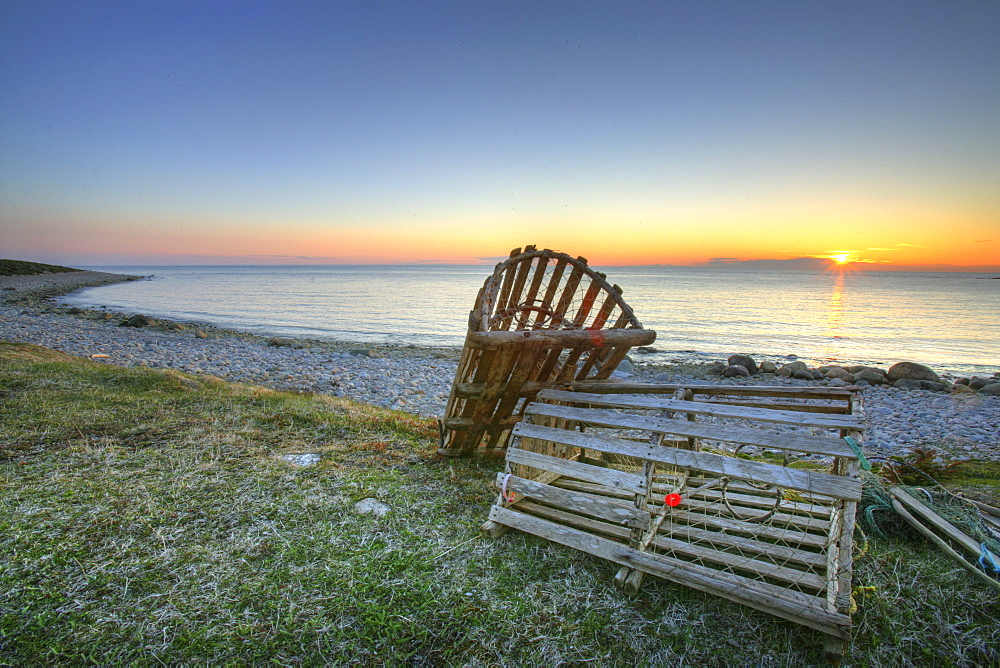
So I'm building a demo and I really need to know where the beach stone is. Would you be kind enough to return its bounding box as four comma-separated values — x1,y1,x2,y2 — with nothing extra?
776,361,808,377
979,383,1000,396
887,362,940,384
354,498,391,517
824,367,854,381
704,362,727,376
759,361,777,374
120,314,157,328
350,348,380,358
969,377,991,390
951,384,976,394
894,379,924,390
282,453,320,467
918,380,946,392
854,370,887,385
955,377,970,386
636,346,658,354
727,354,757,374
723,364,750,378
617,358,635,374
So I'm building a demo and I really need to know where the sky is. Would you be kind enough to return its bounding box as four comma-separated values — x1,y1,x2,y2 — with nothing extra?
1,1,998,269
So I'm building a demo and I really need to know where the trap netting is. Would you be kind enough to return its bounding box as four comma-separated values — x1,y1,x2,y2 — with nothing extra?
485,384,866,655
439,245,655,455
859,468,1000,589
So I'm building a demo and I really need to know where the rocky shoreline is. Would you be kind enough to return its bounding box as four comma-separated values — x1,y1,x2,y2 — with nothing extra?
2,270,998,462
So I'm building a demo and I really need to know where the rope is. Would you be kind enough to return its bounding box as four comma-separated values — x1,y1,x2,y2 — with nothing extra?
843,436,871,471
979,544,1000,574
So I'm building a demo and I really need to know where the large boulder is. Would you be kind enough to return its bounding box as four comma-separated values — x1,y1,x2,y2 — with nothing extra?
980,383,1000,396
887,362,939,384
759,361,777,374
727,354,758,375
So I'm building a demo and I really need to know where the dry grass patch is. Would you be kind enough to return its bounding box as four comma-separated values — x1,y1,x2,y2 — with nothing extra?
1,341,997,665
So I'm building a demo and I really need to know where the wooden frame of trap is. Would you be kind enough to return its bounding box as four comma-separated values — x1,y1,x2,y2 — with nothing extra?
438,246,655,455
482,383,865,661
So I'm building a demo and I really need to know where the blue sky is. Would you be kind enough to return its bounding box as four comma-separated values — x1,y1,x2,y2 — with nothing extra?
1,1,998,267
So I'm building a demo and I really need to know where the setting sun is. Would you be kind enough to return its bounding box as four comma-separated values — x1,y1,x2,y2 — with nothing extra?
825,252,854,265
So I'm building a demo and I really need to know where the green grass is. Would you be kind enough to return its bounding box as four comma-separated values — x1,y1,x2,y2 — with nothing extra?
2,341,998,665
0,259,81,276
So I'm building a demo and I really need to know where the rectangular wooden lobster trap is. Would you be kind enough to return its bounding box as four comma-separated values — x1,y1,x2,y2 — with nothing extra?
483,383,866,658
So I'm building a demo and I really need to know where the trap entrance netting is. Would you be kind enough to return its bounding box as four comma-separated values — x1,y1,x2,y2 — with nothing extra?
485,384,866,658
859,469,1000,591
439,246,655,455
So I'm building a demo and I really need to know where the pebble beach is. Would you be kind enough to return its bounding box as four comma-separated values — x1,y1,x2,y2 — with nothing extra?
2,270,998,462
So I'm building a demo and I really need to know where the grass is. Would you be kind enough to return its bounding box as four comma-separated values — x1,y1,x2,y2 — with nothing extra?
0,259,81,276
2,341,998,665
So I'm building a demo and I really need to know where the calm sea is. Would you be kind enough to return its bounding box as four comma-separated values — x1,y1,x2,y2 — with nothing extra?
64,265,999,376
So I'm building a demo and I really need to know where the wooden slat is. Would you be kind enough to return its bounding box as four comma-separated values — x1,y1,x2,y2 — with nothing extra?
558,383,857,400
490,339,544,432
571,279,603,328
890,488,983,558
465,328,656,351
552,261,585,325
506,447,648,495
532,257,568,328
554,479,834,536
537,389,863,431
489,506,850,639
525,403,858,460
513,422,861,501
697,399,851,414
656,522,827,570
515,498,634,541
494,473,650,530
649,532,827,592
516,252,552,329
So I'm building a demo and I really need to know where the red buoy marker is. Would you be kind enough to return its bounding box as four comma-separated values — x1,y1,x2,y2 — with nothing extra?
665,493,682,507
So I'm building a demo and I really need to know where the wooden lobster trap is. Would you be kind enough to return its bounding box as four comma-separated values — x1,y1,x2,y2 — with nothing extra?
483,383,866,660
438,246,655,455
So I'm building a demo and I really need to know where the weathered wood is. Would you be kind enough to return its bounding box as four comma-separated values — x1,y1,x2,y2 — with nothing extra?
649,532,827,591
514,422,860,501
537,389,863,431
553,479,834,536
465,328,655,350
506,447,648,495
494,473,650,529
656,522,827,569
524,402,858,460
557,382,857,399
890,496,1000,593
890,487,983,558
965,498,1000,519
489,506,851,639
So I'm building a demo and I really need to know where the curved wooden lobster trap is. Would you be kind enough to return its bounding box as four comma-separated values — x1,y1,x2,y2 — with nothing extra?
438,245,656,455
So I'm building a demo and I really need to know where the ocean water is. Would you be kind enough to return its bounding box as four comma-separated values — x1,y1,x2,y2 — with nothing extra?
64,265,999,376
